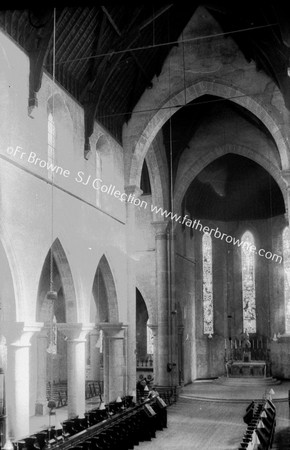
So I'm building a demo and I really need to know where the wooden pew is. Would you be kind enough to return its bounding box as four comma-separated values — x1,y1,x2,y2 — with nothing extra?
238,399,276,450
12,396,167,450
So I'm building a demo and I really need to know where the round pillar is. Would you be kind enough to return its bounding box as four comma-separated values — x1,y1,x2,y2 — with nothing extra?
101,323,125,403
58,323,94,419
152,221,171,385
125,185,143,396
2,322,43,440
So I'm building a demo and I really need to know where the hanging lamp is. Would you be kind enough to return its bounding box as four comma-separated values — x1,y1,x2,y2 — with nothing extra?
46,11,58,416
47,8,58,304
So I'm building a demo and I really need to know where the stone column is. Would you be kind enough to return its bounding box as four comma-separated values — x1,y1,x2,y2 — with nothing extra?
89,328,101,381
168,225,178,386
101,323,125,403
125,185,142,396
152,220,170,386
2,322,43,440
35,327,48,415
58,323,94,419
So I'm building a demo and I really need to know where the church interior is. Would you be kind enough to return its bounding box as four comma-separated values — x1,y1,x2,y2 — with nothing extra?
1,3,290,449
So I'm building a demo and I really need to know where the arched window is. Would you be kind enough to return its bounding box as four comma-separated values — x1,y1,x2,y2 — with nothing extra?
96,150,102,207
241,231,256,333
47,112,55,181
283,227,290,334
202,233,213,334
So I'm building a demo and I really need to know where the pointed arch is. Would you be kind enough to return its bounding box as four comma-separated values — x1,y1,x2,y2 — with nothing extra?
128,80,288,187
36,238,77,323
241,230,256,333
91,254,119,323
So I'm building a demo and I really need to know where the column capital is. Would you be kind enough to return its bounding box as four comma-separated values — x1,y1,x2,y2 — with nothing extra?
1,321,44,346
99,322,124,338
152,220,169,238
124,185,143,198
57,323,95,341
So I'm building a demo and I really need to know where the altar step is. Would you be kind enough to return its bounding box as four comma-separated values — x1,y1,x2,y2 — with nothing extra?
215,376,281,386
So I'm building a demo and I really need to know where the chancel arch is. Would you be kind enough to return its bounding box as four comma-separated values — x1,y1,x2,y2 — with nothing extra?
127,80,289,188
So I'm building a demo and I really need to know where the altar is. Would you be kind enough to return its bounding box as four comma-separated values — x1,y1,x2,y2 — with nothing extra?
226,360,266,378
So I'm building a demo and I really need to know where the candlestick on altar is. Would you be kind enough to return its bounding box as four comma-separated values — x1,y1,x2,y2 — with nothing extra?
224,338,227,350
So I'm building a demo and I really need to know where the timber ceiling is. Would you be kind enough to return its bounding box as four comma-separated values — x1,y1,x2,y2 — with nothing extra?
0,3,290,149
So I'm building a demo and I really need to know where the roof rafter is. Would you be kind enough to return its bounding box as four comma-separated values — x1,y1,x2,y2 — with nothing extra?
101,6,153,88
82,5,173,158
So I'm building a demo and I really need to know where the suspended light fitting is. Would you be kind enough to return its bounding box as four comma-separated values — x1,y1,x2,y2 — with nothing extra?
47,8,57,305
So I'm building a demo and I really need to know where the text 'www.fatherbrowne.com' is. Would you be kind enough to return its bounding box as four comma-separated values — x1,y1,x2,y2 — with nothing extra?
5,146,283,263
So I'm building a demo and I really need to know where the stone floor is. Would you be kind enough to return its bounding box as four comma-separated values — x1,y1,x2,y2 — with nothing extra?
137,380,290,450
28,380,290,449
